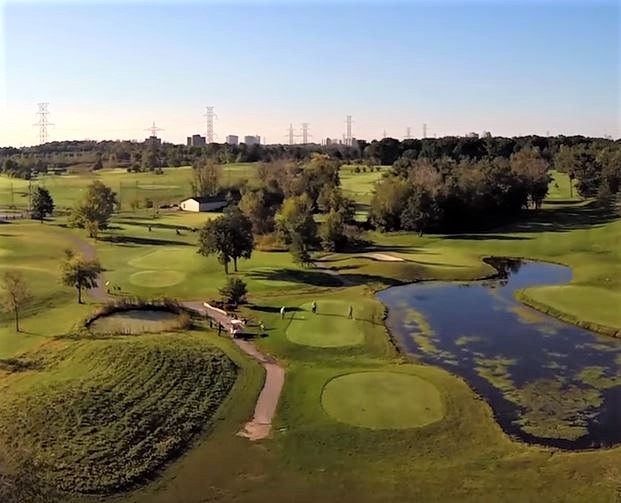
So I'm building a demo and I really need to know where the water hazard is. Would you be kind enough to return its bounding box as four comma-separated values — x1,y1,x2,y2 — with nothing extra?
376,259,621,449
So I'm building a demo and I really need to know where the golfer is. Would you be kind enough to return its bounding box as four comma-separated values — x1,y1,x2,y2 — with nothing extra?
311,300,317,314
348,305,353,319
280,306,286,319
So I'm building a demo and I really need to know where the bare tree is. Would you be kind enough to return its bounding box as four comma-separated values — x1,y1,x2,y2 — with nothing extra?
1,271,32,332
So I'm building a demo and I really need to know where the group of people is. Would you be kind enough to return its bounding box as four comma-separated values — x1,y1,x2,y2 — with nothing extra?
280,301,353,319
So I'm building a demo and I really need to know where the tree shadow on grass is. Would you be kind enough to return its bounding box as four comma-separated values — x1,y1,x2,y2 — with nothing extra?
444,234,531,241
114,219,195,231
497,202,616,234
99,235,192,247
247,268,342,287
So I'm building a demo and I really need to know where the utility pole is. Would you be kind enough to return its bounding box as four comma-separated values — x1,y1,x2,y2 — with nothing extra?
300,123,311,144
345,115,353,146
145,121,164,138
204,106,217,143
422,123,427,139
33,102,53,145
286,123,295,145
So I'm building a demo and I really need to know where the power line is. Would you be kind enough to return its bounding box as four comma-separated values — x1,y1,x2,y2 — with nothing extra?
33,102,53,144
204,106,217,143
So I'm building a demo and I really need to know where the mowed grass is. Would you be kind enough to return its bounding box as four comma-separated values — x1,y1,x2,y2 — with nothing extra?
97,217,340,300
0,333,237,494
0,221,91,357
0,163,259,210
321,371,445,429
286,300,365,348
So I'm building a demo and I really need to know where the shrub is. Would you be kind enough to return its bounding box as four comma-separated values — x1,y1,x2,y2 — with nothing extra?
219,278,248,306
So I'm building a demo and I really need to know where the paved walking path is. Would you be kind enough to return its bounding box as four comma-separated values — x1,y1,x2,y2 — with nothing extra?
65,235,284,441
181,302,285,441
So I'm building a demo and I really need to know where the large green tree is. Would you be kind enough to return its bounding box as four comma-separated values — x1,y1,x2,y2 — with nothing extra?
198,209,254,274
69,181,117,237
31,186,54,222
60,250,102,304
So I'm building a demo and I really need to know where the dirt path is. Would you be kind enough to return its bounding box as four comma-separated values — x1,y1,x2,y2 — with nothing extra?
181,301,285,441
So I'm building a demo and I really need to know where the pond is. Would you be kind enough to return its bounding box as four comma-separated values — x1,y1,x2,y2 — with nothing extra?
376,259,621,449
89,309,182,335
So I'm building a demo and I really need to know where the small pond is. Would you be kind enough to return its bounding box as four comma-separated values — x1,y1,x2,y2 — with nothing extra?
89,309,181,335
376,259,621,449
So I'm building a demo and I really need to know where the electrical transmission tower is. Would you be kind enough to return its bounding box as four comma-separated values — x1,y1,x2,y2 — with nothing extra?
145,121,164,137
286,123,295,145
422,123,428,139
204,106,217,143
405,126,412,139
300,123,311,144
34,102,53,144
382,129,387,139
345,115,353,146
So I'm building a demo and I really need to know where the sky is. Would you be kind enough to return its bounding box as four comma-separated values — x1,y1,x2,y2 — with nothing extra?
0,0,619,147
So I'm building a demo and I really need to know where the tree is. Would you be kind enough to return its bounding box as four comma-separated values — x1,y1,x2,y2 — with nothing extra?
219,277,248,306
198,209,254,274
368,177,411,231
239,189,276,235
69,181,117,237
60,250,102,304
400,188,442,236
290,233,313,267
275,193,317,247
1,271,32,332
509,147,550,209
31,186,54,222
319,210,347,251
191,158,221,197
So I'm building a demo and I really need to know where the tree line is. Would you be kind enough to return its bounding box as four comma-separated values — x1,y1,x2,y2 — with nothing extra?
2,134,618,179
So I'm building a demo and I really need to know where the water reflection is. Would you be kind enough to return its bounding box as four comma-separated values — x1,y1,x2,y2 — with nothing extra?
376,259,621,449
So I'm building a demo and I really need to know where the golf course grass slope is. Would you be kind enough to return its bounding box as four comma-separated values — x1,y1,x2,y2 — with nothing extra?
321,371,445,429
0,333,237,494
286,300,366,348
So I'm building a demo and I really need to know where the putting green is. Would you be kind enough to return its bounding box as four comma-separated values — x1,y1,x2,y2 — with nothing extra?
286,300,365,347
321,372,445,429
129,270,186,288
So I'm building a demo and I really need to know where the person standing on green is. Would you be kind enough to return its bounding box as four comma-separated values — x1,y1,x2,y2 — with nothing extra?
311,300,317,314
280,306,286,319
348,304,353,319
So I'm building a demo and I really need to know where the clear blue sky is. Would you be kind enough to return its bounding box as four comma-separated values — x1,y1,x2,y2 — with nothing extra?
0,0,619,146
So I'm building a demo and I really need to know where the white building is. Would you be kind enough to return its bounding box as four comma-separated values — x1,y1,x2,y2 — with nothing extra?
226,135,239,145
179,196,227,212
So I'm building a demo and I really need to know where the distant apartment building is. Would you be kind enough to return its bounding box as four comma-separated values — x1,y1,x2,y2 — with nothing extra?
187,134,206,147
244,135,261,146
226,135,239,145
144,136,162,148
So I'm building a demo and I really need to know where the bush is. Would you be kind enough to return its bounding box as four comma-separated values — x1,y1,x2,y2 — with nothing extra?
219,278,248,306
353,166,361,173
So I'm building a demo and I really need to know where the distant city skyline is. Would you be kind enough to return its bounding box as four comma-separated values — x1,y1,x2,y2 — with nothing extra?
0,0,619,147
